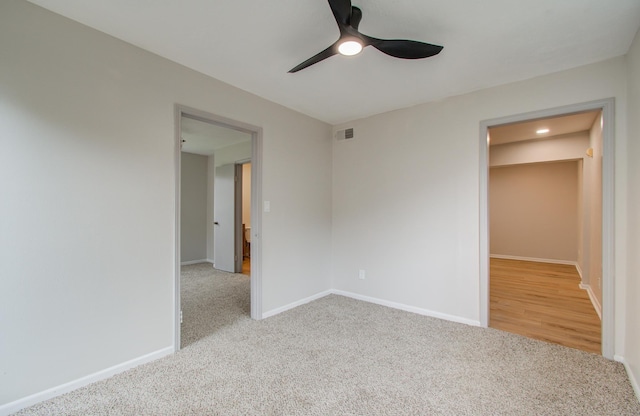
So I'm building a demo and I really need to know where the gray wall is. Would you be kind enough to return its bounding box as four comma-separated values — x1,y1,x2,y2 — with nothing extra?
0,1,332,407
624,26,640,397
181,152,208,262
2,0,639,409
331,57,629,347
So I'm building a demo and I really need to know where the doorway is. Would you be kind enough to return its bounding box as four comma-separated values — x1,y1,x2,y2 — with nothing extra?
240,162,252,276
174,105,263,351
212,161,251,274
479,98,615,358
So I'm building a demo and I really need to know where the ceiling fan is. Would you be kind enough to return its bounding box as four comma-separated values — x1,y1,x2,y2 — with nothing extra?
289,0,443,73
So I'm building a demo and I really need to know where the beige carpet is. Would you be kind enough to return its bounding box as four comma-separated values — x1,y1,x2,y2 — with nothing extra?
180,263,251,348
17,263,640,415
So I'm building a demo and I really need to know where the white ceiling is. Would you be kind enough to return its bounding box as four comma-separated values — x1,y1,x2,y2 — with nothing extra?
181,117,251,156
27,0,640,125
489,110,600,146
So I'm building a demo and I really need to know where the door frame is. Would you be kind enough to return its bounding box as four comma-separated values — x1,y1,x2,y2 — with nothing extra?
174,104,263,351
479,98,615,359
212,163,242,273
234,163,244,273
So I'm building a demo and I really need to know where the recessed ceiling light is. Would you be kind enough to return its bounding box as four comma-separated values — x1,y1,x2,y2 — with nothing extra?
338,40,363,56
536,128,550,134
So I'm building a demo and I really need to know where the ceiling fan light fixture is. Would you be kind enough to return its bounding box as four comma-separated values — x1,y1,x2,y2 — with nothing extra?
288,0,443,73
338,40,363,56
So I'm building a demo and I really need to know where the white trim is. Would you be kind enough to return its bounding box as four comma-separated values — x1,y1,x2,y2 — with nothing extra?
480,98,615,359
579,283,602,320
262,289,482,327
180,259,213,266
614,355,640,402
262,290,332,319
575,262,583,280
332,290,481,327
490,254,578,266
0,347,173,416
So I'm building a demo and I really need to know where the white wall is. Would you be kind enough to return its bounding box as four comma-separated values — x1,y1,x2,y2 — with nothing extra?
624,27,640,398
0,0,332,408
206,143,252,265
490,161,579,261
332,56,628,344
214,141,251,167
180,152,208,262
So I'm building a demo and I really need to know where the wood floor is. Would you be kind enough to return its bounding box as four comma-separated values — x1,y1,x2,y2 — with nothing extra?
490,258,601,354
242,257,250,275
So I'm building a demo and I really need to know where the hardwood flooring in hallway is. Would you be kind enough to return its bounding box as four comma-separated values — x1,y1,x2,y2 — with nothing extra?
490,258,601,354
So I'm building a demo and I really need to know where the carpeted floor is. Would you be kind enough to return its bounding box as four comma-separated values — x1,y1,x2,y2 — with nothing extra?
17,264,640,415
180,263,251,348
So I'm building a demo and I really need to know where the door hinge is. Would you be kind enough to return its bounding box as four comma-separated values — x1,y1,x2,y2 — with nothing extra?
180,310,183,324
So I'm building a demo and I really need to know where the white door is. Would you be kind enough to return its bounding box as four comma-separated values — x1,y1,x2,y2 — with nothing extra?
214,164,237,272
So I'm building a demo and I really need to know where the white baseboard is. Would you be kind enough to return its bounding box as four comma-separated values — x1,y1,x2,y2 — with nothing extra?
331,289,481,327
490,254,578,266
614,355,640,402
0,347,173,416
261,289,481,328
180,259,213,266
575,263,583,280
262,290,333,319
578,283,602,320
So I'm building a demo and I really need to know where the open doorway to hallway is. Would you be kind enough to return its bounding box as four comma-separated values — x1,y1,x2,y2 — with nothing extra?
241,162,252,276
175,106,263,350
488,110,602,353
480,100,614,356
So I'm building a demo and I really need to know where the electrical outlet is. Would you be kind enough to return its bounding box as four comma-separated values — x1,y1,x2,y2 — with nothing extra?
359,269,366,280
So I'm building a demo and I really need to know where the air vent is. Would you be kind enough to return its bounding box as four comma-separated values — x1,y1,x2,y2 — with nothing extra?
345,128,354,139
336,128,355,141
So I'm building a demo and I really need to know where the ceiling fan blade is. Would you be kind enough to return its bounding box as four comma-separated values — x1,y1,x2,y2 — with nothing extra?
288,43,338,73
350,6,362,30
368,38,443,59
288,2,444,73
328,0,352,26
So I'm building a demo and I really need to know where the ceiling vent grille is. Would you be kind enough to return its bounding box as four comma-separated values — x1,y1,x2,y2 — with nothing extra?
336,128,354,141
